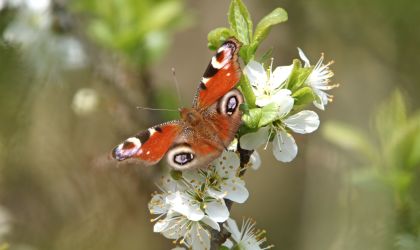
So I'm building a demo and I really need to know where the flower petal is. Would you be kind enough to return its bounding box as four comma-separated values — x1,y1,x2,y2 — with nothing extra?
249,150,261,170
190,223,211,250
272,131,298,162
201,215,221,231
255,95,276,107
313,89,328,110
205,199,229,222
156,174,179,193
222,178,249,203
283,110,320,134
214,151,240,178
240,126,270,150
223,239,234,248
298,47,311,67
244,60,267,88
269,65,293,89
153,218,170,233
166,192,204,221
225,218,241,242
148,194,168,215
273,89,294,117
207,188,227,200
181,169,206,189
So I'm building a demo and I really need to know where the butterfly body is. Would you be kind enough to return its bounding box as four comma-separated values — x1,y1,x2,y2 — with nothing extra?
112,38,243,170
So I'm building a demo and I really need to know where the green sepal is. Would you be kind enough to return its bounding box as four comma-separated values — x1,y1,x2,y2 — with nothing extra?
292,87,315,111
239,103,250,113
207,27,235,50
242,107,262,129
258,102,279,127
284,59,302,90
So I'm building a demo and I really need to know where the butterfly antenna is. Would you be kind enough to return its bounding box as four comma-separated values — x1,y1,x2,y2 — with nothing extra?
171,67,182,107
136,106,178,112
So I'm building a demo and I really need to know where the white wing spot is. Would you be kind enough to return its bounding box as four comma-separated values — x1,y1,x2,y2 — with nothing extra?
148,128,157,136
211,56,224,69
226,73,231,77
202,77,210,84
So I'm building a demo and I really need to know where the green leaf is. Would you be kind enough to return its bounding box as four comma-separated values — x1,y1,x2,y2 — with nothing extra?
374,90,407,146
219,246,230,250
228,0,253,45
242,108,263,128
292,87,315,111
251,8,288,54
407,124,420,167
207,27,234,50
322,121,378,162
259,102,279,127
384,169,413,194
386,114,420,170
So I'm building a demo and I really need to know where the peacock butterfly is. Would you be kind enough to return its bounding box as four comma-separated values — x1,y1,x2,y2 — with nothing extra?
111,38,243,170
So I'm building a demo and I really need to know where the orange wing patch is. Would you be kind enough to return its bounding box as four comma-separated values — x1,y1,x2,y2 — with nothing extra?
195,38,241,109
135,123,182,164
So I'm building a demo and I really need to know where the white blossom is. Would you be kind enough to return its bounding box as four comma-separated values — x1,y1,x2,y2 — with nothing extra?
154,211,216,250
244,60,293,107
240,90,320,162
223,218,273,250
298,48,337,110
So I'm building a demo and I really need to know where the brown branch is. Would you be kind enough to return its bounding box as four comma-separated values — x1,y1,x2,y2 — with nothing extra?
210,145,254,250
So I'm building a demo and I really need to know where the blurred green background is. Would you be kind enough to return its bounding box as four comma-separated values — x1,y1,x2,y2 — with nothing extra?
1,0,420,249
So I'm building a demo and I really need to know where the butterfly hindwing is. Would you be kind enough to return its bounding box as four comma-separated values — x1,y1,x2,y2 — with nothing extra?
111,121,182,165
193,38,241,109
203,88,244,147
165,127,223,170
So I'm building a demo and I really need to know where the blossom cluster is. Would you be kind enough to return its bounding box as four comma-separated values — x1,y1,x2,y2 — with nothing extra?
149,150,267,250
240,48,337,163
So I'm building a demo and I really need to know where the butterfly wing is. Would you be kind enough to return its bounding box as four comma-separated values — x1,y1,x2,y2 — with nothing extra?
193,38,241,109
166,89,244,170
111,121,182,165
165,126,223,170
202,88,244,147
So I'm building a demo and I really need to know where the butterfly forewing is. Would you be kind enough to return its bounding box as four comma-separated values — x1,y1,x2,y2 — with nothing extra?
112,122,182,164
193,38,241,109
